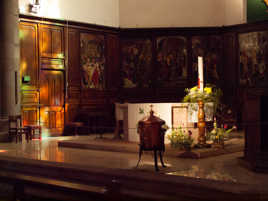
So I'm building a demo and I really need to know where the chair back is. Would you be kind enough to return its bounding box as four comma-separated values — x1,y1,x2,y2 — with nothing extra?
9,115,22,129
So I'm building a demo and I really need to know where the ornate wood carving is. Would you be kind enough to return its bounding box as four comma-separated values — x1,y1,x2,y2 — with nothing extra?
156,36,188,87
80,32,105,90
121,38,152,88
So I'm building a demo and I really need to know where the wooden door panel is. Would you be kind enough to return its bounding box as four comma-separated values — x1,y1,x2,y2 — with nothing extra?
52,29,63,57
67,28,80,86
40,107,64,128
40,26,52,58
22,109,38,126
40,70,64,106
40,70,65,134
19,22,38,86
21,89,40,126
39,24,64,59
20,22,40,127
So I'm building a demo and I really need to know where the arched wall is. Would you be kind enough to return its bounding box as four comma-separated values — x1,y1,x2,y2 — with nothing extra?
19,0,120,27
119,0,246,28
19,0,246,28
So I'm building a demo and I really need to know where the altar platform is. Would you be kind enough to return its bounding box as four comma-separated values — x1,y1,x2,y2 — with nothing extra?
0,134,267,201
58,132,244,159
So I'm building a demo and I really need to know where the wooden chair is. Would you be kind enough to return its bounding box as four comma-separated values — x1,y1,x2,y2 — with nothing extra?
25,125,42,140
8,115,29,143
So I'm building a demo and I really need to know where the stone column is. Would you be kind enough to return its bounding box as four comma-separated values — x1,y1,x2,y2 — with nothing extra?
0,0,20,117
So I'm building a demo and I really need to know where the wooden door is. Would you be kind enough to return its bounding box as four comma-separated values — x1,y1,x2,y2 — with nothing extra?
40,70,65,136
19,22,40,126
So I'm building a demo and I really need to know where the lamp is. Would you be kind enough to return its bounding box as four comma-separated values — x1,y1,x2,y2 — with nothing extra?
29,0,41,14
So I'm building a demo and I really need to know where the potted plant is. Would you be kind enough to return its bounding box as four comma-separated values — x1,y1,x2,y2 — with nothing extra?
167,127,194,151
207,119,237,148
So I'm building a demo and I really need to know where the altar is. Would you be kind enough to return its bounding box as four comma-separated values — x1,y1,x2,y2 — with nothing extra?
114,102,214,144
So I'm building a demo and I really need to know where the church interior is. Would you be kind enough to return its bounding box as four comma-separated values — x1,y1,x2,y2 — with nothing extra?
0,0,268,200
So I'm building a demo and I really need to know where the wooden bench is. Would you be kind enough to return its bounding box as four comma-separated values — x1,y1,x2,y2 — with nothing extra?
0,155,260,201
0,170,107,201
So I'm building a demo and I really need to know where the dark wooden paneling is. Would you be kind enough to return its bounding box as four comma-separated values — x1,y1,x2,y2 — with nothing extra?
19,22,38,86
19,14,119,34
65,28,80,124
106,34,120,90
39,24,64,59
223,33,237,85
52,28,63,57
39,26,52,58
19,22,40,126
67,28,80,87
19,15,268,137
243,89,268,172
65,103,79,123
222,33,238,105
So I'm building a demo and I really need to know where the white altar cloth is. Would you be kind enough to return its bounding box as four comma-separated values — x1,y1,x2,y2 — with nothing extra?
115,102,211,144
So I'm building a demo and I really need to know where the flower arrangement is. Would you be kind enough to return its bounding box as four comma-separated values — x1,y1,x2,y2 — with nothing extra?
167,127,194,150
182,84,223,112
207,119,237,144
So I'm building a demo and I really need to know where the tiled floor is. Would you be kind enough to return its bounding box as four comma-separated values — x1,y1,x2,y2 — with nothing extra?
0,134,268,189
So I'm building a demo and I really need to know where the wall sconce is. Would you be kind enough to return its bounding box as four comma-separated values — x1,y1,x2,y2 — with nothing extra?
29,0,41,14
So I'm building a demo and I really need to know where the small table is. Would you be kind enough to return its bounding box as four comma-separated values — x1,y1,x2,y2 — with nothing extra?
66,122,83,136
25,125,42,141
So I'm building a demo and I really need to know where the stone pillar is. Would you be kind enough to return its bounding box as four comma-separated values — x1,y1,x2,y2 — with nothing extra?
0,0,20,117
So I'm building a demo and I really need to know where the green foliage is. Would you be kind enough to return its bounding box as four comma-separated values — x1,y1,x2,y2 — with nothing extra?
167,127,194,150
138,107,144,115
207,125,236,143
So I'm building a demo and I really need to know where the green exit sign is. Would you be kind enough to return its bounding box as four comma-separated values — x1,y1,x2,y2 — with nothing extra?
22,75,31,83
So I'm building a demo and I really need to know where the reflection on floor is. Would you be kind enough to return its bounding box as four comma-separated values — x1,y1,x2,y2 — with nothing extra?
0,134,267,187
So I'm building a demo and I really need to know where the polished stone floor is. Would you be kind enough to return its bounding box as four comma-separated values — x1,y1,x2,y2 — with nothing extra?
0,134,267,188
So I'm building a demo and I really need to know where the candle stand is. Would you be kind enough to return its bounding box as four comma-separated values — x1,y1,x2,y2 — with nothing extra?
197,100,207,147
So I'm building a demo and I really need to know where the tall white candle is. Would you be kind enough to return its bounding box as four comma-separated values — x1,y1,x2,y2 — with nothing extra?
198,56,204,92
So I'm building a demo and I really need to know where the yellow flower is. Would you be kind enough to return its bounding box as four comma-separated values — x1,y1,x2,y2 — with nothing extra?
211,128,217,134
190,86,198,92
204,87,212,94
